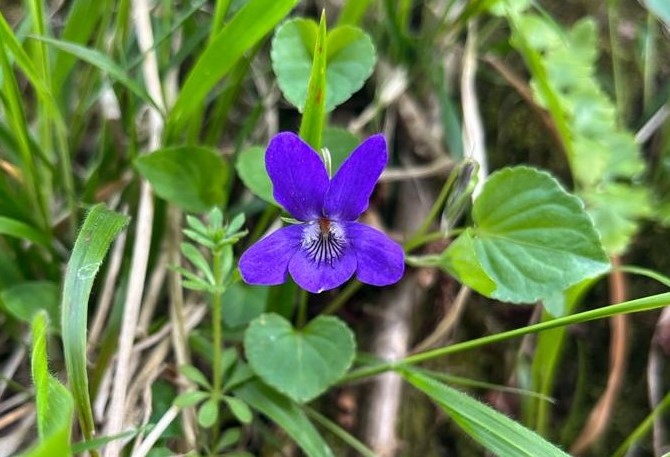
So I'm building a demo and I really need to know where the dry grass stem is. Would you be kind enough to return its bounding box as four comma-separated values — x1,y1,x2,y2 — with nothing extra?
0,409,35,457
104,0,165,453
0,342,25,400
137,252,168,335
133,406,180,457
380,155,453,183
461,21,487,197
635,104,669,144
412,286,471,353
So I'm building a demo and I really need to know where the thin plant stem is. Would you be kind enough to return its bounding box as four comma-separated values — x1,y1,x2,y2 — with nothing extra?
323,229,462,315
612,389,670,457
404,167,458,250
211,247,224,446
297,289,309,328
340,292,670,383
404,230,460,253
322,280,363,315
247,207,279,246
304,407,377,457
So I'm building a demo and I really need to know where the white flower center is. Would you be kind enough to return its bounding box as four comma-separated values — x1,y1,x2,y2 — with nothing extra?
301,218,346,265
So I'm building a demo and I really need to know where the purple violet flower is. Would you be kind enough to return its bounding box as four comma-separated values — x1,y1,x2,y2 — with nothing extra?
239,132,405,293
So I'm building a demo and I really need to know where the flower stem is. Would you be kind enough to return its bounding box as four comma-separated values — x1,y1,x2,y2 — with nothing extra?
247,207,279,246
297,289,309,328
322,280,363,315
403,231,446,253
323,229,461,316
404,168,458,251
211,247,224,446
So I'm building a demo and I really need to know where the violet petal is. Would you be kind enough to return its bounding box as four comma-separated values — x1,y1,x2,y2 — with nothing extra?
346,222,404,286
239,224,303,285
266,132,329,221
288,245,357,293
324,134,387,221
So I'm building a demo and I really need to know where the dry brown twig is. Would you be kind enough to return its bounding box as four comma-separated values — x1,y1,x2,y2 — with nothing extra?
570,256,629,455
0,338,26,401
483,54,568,160
0,407,35,457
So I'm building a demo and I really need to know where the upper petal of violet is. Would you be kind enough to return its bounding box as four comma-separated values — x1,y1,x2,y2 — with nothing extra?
346,222,404,286
266,132,329,221
323,134,387,221
239,224,303,286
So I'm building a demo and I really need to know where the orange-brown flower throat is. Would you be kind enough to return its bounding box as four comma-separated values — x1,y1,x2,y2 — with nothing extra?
318,217,331,235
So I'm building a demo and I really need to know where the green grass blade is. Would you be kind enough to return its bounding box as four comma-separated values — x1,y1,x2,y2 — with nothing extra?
71,429,139,454
401,368,570,457
31,36,161,113
51,0,111,95
0,216,50,247
0,12,75,231
305,407,376,457
61,205,129,442
21,312,74,457
298,11,327,150
26,0,50,81
167,0,298,133
612,389,670,457
210,0,233,40
236,380,335,457
529,279,596,434
0,12,69,134
0,12,51,99
0,34,49,232
337,0,374,26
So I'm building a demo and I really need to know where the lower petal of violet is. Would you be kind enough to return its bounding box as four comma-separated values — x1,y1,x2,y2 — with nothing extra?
346,222,405,286
288,245,357,294
239,224,303,286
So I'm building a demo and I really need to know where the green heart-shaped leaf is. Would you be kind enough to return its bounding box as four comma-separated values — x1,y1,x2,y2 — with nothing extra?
641,0,670,25
244,313,355,403
322,126,361,172
135,146,229,213
235,146,276,205
271,18,375,112
443,166,610,304
1,281,60,329
222,282,268,327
